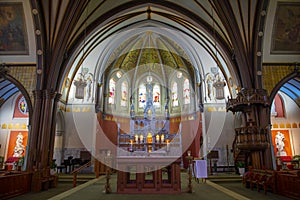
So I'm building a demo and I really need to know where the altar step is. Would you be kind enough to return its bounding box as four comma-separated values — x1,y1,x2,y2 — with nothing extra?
58,173,96,184
207,174,242,183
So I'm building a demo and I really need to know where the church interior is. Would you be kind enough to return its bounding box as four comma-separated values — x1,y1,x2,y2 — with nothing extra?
0,0,299,199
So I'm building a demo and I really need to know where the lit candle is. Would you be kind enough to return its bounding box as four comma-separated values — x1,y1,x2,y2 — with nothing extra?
147,132,152,143
130,139,133,151
135,134,138,143
156,134,160,143
140,134,144,143
166,139,170,151
161,134,164,143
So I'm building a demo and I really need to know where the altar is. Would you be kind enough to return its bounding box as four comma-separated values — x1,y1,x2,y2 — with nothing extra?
116,81,182,194
116,156,181,194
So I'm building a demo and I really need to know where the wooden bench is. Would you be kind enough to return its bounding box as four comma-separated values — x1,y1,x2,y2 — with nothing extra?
243,169,276,194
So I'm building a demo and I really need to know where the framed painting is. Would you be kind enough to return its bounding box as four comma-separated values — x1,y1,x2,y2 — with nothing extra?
0,2,28,55
271,2,300,54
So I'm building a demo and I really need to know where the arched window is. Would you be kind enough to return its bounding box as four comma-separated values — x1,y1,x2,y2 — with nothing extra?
172,82,178,107
121,81,128,107
183,78,190,104
108,78,116,104
153,84,160,107
138,84,146,108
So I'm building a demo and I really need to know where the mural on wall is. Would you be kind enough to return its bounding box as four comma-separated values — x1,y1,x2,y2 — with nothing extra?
205,67,226,102
7,131,28,158
271,2,300,53
0,2,28,55
72,68,94,103
271,130,292,157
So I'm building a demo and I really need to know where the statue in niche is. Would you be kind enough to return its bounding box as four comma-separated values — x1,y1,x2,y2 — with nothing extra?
74,74,86,99
13,133,25,157
85,75,92,101
213,75,226,100
206,73,214,100
275,131,287,156
73,69,93,101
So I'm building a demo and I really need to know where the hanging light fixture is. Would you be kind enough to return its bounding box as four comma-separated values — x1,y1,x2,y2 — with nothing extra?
146,32,153,83
211,6,226,100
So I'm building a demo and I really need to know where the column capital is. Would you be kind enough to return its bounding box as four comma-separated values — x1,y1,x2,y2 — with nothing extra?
54,93,62,103
43,89,57,99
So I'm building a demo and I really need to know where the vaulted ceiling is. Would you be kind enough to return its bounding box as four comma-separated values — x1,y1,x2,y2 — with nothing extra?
34,0,268,89
0,0,299,108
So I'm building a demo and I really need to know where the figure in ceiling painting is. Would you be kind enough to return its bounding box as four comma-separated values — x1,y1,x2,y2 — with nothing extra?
271,3,300,53
0,3,28,54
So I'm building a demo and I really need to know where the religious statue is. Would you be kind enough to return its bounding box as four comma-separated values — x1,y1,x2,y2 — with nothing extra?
213,75,226,100
74,74,87,99
13,132,25,157
206,74,214,100
275,131,287,156
85,75,92,101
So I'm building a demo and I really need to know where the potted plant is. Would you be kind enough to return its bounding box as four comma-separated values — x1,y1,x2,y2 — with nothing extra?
17,156,24,171
50,159,57,175
237,161,245,176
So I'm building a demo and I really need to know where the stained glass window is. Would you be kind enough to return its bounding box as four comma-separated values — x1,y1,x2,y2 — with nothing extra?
108,78,116,104
172,82,178,107
121,81,128,107
183,78,190,104
139,84,146,108
153,84,160,107
18,96,28,114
